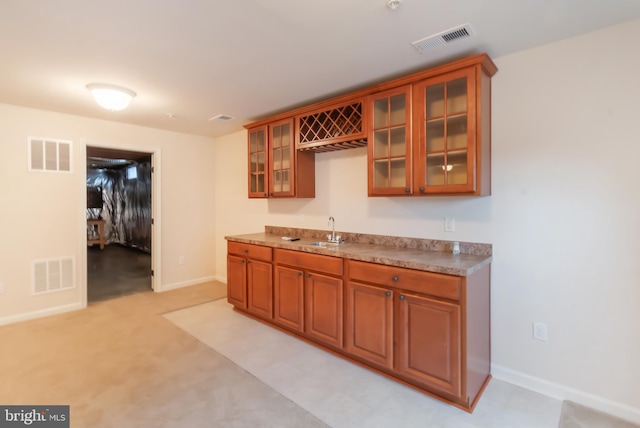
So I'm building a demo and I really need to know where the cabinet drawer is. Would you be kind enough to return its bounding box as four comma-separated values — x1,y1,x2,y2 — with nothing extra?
275,249,343,276
228,241,273,262
348,260,460,301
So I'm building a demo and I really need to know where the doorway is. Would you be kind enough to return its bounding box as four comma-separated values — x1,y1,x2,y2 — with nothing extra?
86,146,155,302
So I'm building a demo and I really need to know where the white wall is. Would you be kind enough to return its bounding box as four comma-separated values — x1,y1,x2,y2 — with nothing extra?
213,19,640,422
0,104,216,323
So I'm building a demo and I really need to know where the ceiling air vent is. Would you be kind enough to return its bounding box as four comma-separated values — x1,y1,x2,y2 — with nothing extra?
208,114,234,122
411,23,475,53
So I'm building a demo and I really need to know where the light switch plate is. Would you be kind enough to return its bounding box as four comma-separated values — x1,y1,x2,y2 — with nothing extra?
444,217,455,232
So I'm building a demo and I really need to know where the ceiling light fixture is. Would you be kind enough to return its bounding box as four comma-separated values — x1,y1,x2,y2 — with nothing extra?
386,0,401,10
86,83,136,111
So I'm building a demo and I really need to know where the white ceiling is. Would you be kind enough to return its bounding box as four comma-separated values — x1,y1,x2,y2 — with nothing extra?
2,1,640,138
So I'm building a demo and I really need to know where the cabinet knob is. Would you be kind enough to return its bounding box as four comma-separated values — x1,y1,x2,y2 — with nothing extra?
297,272,302,277
399,295,405,300
419,187,425,193
405,188,410,193
243,249,248,253
385,291,391,297
305,273,311,278
247,260,251,264
392,276,399,282
241,259,245,264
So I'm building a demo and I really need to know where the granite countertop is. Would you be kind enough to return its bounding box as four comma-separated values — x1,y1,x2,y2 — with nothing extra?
225,226,492,277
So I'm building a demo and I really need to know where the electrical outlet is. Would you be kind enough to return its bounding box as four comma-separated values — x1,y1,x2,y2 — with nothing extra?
444,217,455,232
179,256,186,265
533,321,548,342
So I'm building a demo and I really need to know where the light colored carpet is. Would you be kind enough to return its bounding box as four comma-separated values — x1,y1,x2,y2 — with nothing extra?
0,282,327,427
558,401,640,428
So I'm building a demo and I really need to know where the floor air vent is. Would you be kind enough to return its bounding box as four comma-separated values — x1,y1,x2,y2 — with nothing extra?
411,23,476,53
32,257,75,294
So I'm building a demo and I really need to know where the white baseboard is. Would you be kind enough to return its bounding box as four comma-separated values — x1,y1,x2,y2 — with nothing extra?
0,302,85,326
492,363,640,425
158,276,218,292
214,275,227,284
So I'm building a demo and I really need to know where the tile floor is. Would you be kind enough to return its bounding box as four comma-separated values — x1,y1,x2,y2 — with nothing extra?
165,299,563,428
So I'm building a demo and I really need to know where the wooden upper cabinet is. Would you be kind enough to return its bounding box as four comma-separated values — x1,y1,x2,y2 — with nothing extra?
247,53,496,198
367,85,413,196
413,65,492,196
269,118,295,197
247,125,268,198
247,119,315,198
296,98,366,152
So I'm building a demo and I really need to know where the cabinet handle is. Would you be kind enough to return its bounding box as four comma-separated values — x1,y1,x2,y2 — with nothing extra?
305,273,311,278
399,295,405,300
392,276,399,282
385,291,391,297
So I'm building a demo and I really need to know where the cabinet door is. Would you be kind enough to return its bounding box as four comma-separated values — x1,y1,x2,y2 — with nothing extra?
247,259,273,319
269,118,295,197
305,272,343,348
227,255,247,308
413,67,478,195
248,125,269,198
368,85,412,196
396,292,461,398
274,266,304,332
345,281,394,370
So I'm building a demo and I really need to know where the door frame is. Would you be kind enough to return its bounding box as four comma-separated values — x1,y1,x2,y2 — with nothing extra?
81,140,162,307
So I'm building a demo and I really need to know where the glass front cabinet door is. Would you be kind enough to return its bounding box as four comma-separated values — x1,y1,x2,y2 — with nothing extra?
248,125,268,198
269,118,295,197
367,86,412,196
413,65,491,196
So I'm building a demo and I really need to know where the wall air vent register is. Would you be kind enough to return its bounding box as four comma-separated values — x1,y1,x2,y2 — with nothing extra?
28,137,72,173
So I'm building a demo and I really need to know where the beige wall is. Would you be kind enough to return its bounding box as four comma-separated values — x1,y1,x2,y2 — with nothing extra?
0,104,216,323
213,19,640,423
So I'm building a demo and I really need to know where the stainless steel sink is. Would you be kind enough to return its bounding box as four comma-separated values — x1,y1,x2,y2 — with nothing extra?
307,241,343,248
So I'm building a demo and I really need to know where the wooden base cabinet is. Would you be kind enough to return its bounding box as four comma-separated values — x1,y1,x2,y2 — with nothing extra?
396,292,461,398
274,249,344,349
346,259,490,409
227,242,490,411
345,282,394,370
305,271,343,349
227,242,273,319
274,265,304,332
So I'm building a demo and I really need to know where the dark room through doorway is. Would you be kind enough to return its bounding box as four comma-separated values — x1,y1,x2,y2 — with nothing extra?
86,146,153,302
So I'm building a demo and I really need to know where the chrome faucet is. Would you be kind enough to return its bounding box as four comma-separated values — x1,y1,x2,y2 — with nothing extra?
327,216,338,243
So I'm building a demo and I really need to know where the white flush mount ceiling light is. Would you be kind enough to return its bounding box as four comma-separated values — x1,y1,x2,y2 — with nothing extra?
386,0,401,10
86,83,136,111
